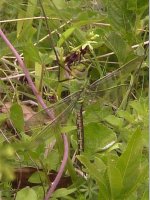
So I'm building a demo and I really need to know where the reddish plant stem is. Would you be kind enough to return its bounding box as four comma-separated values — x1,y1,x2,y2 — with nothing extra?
0,29,55,119
44,134,69,200
0,29,69,199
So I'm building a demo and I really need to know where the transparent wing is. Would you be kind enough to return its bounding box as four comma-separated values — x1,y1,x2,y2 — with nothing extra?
85,56,143,105
25,56,143,142
25,90,82,142
89,57,143,90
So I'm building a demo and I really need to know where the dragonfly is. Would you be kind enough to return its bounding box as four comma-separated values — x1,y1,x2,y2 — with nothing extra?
25,56,143,164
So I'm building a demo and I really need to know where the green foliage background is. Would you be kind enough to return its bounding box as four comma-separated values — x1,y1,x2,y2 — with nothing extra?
0,0,148,199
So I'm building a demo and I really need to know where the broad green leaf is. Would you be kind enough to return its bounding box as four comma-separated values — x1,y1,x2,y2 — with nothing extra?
93,156,106,173
84,123,117,154
57,27,76,47
104,115,124,128
52,188,76,198
129,99,148,117
31,186,44,200
125,162,148,197
28,171,46,184
16,187,37,200
116,129,143,193
10,103,24,132
44,150,60,170
107,154,123,199
78,155,110,199
117,110,134,123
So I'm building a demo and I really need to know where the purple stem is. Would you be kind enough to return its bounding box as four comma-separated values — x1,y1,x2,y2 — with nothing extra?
44,134,69,200
0,29,55,119
0,29,69,199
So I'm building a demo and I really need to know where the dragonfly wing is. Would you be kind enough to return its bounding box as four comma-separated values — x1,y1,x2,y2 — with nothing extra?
25,90,82,140
86,56,144,106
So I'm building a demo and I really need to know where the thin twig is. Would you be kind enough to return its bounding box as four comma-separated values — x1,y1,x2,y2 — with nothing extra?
97,40,149,58
1,40,148,81
0,16,59,23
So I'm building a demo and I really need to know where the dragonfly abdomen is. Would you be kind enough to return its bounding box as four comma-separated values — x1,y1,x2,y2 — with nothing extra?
76,102,84,155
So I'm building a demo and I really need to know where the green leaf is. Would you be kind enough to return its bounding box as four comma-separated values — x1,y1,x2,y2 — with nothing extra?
23,43,41,65
78,155,110,199
35,62,43,91
28,171,46,184
57,27,76,47
117,110,134,123
0,113,7,126
61,125,77,133
104,32,132,63
16,187,37,200
50,0,66,9
44,150,60,170
127,0,137,10
31,186,44,200
104,115,124,128
107,154,123,199
134,45,145,56
52,188,76,198
126,162,148,197
116,129,143,194
17,24,37,43
10,103,24,132
84,123,117,154
107,0,136,41
17,9,26,37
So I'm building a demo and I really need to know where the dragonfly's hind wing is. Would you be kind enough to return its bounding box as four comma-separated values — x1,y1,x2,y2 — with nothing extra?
25,90,82,141
87,56,144,106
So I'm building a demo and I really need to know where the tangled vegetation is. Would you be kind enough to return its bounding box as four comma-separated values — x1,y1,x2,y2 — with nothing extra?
0,0,148,199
